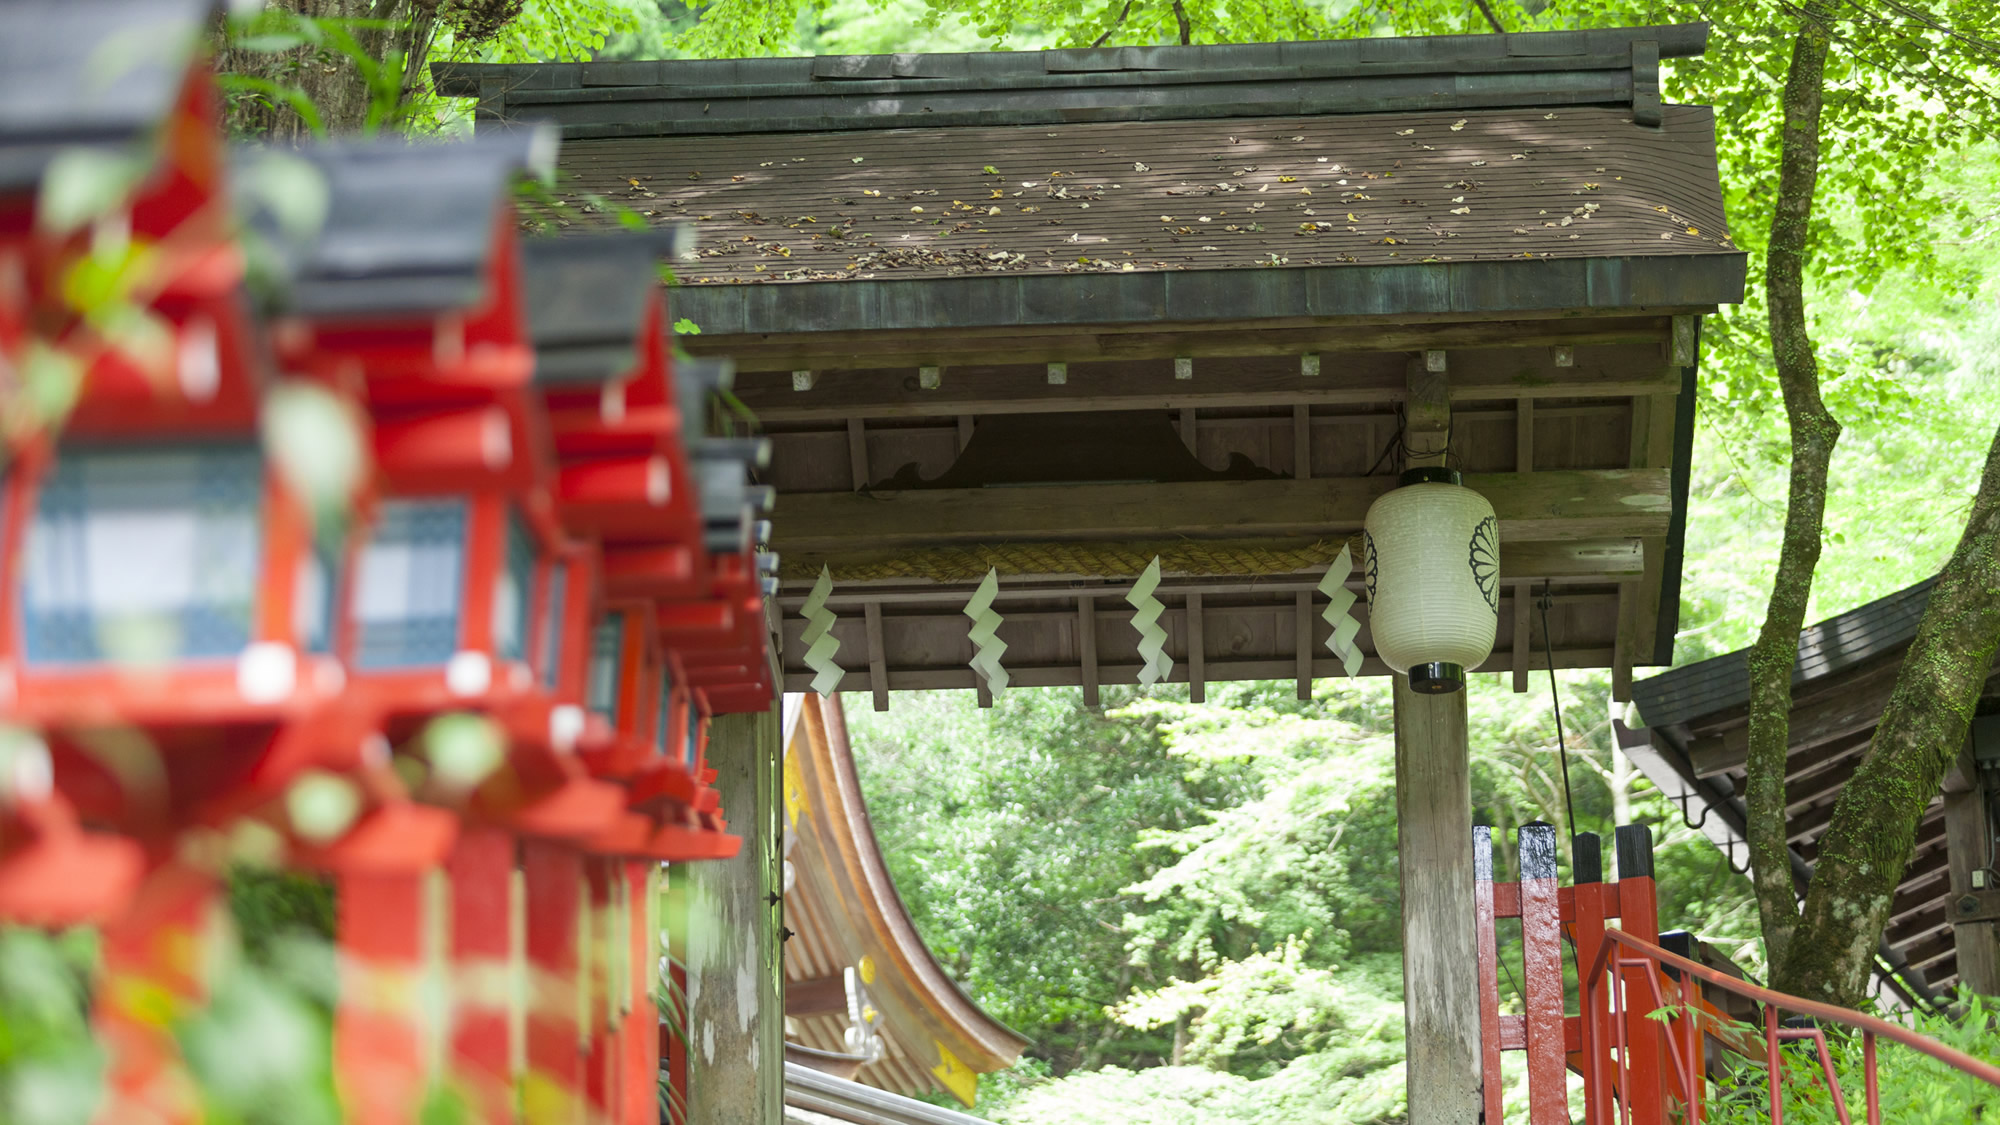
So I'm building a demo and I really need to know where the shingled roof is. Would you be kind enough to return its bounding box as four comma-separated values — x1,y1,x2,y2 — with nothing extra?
435,24,1743,334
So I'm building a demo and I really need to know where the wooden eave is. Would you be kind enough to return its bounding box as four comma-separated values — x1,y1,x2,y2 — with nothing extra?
782,694,1028,1102
1626,578,1981,1005
437,26,1736,699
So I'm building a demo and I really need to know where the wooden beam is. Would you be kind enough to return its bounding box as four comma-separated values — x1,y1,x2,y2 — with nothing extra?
729,346,1682,422
1515,399,1535,473
685,314,1680,373
1078,595,1099,707
863,601,888,712
1187,593,1206,704
1512,581,1533,693
1293,405,1312,480
1688,660,1901,778
785,973,848,1017
846,418,868,491
1295,591,1313,701
779,646,1621,694
770,471,1673,555
1946,745,2000,994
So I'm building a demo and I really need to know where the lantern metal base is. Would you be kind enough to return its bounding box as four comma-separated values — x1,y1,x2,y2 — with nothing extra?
1407,662,1466,694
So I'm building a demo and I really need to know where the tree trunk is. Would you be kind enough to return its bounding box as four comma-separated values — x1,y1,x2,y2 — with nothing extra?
1784,424,2000,1003
215,1,440,141
1744,0,1838,982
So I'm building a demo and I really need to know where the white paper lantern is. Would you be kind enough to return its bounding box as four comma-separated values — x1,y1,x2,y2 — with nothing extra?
1362,467,1499,693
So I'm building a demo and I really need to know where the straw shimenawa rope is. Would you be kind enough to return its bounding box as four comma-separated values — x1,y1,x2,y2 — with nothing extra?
777,536,1366,584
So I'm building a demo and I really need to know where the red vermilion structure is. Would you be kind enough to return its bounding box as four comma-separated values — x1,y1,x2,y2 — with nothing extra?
1474,822,2000,1123
0,6,775,1123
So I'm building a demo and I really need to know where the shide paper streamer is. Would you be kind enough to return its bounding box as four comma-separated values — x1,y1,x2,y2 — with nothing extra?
1318,543,1364,678
800,565,843,696
964,567,1009,693
1126,557,1173,686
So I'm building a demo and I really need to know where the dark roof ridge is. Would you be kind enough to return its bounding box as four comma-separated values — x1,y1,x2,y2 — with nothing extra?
433,23,1707,138
1632,575,1941,729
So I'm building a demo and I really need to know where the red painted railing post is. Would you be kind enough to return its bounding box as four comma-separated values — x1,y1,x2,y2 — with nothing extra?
1519,823,1568,1124
447,828,518,1124
1569,833,1612,1125
336,869,438,1125
622,859,660,1125
1615,825,1668,1125
1473,826,1504,1123
585,856,619,1125
94,862,217,1125
523,840,587,1125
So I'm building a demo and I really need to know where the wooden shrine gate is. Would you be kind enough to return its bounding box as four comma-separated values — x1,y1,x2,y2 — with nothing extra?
1476,822,2000,1122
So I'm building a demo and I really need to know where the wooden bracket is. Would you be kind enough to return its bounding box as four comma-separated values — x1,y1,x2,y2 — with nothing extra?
1670,315,1697,367
1954,889,2000,926
1404,357,1451,467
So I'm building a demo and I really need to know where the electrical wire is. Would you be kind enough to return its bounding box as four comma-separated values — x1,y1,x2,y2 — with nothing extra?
1540,580,1579,845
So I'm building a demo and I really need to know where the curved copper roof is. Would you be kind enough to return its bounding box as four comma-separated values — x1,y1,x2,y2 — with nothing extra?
781,694,1028,1105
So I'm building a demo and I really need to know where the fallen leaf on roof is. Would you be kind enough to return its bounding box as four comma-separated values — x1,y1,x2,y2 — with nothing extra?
1544,112,1558,119
1450,207,1472,215
989,189,1002,199
1122,262,1135,270
863,189,882,197
1396,128,1415,136
1584,182,1600,190
1160,215,1174,222
988,206,1001,215
628,178,640,186
852,157,864,163
1381,236,1402,244
1452,196,1465,203
1511,154,1527,160
983,164,998,174
910,206,924,212
1469,160,1487,167
1198,216,1211,222
1450,119,1467,130
1021,181,1039,188
1687,227,1700,235
1300,188,1313,195
1134,162,1149,172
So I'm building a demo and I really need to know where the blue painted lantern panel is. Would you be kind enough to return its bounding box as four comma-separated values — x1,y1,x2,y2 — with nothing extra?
24,443,264,664
352,499,466,668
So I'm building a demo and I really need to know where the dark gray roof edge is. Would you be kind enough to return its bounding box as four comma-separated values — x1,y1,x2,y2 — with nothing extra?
663,252,1745,337
1632,575,1941,729
435,23,1706,99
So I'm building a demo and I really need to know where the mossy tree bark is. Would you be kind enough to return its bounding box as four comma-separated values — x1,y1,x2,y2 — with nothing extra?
1744,0,1838,983
1785,428,2000,1002
1748,4,2000,1004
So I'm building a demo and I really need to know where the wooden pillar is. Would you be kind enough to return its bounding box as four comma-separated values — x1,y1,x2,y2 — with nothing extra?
683,707,784,1125
336,869,443,1125
523,840,586,1125
1947,747,1999,995
446,829,518,1125
1393,678,1482,1124
1393,350,1482,1122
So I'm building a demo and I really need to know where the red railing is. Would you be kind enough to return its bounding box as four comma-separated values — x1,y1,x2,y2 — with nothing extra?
1582,927,2000,1125
1475,821,2000,1124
